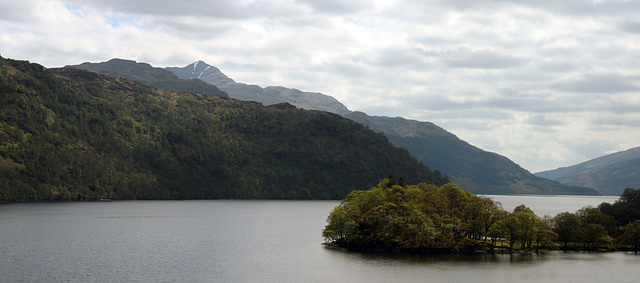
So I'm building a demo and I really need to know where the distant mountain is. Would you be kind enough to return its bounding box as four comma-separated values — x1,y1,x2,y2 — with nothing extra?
166,61,235,87
345,112,598,195
166,61,351,115
536,147,640,195
68,59,229,98
170,61,598,195
0,56,448,201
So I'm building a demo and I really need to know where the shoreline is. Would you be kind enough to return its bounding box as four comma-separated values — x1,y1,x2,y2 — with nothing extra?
322,242,628,255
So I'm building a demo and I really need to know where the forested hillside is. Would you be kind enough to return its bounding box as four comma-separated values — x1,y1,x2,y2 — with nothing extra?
0,56,447,201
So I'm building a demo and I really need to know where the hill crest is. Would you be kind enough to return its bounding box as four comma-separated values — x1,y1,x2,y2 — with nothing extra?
68,59,229,98
167,61,351,115
535,147,640,195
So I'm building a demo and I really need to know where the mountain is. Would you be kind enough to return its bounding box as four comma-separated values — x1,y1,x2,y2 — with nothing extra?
165,60,235,87
68,59,229,98
166,61,351,115
345,112,598,195
0,56,448,201
167,61,598,195
535,147,640,195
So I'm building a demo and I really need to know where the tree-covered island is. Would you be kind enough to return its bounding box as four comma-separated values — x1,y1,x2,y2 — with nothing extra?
322,178,640,254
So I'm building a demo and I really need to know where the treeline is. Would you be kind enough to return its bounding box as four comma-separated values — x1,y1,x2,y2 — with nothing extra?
546,188,640,253
0,56,448,201
322,179,640,253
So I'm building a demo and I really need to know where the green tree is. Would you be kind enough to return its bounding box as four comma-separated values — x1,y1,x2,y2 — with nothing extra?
552,212,581,251
619,220,640,254
533,216,557,252
486,210,509,252
576,207,615,250
599,188,640,226
512,205,537,251
322,203,355,243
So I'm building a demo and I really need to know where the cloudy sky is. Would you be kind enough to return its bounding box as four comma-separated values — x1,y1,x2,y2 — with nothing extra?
2,0,640,173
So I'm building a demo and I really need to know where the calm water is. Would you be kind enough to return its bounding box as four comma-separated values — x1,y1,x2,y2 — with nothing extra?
0,196,637,283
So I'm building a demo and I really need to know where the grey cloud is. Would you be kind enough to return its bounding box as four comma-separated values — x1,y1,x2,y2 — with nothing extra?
559,138,612,161
551,74,640,93
280,17,334,28
525,114,564,127
411,36,457,47
438,0,640,16
467,97,568,113
607,103,640,115
617,21,640,34
535,60,581,73
0,1,37,22
372,48,427,68
294,0,373,14
64,0,306,19
441,49,528,69
323,60,371,79
592,116,640,128
403,90,600,115
143,18,233,39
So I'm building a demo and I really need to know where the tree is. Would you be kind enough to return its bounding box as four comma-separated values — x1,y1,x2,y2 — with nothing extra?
552,212,581,251
533,216,557,253
599,188,640,226
620,188,640,203
619,220,640,254
486,210,509,252
576,207,615,250
322,204,354,243
512,205,537,251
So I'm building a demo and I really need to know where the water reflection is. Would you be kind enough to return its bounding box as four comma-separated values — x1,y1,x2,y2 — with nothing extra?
323,247,549,266
322,246,640,283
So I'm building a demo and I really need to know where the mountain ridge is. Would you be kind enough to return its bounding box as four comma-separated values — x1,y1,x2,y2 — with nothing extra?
535,147,640,195
166,61,598,195
69,59,229,98
167,61,351,115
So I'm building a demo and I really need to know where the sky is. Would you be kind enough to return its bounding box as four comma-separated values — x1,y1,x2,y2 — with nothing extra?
2,0,640,173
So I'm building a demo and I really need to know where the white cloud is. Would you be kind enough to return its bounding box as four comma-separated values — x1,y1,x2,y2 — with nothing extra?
2,0,640,172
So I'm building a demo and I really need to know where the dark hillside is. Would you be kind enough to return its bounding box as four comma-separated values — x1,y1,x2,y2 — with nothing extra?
0,56,447,201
